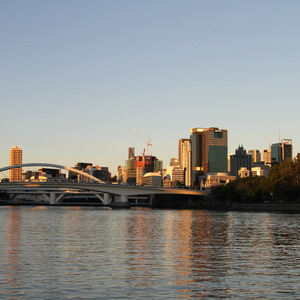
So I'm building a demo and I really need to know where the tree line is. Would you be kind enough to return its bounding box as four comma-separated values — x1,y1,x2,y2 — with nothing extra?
211,159,300,203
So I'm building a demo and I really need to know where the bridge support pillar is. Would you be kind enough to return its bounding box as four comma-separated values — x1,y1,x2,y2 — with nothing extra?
150,194,155,207
94,193,111,205
103,193,111,205
50,192,57,205
111,195,130,208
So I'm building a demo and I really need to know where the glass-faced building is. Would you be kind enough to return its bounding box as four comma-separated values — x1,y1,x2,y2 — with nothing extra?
190,128,228,182
271,139,293,165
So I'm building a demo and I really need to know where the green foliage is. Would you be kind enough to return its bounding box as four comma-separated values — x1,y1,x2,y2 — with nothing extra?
211,159,300,203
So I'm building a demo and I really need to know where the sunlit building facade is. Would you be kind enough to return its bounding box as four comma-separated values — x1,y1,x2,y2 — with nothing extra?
142,172,162,187
125,157,136,184
9,146,23,182
190,127,228,184
178,139,190,166
200,172,236,190
179,139,192,186
247,149,261,165
263,148,271,165
170,158,180,166
69,162,110,181
135,155,156,185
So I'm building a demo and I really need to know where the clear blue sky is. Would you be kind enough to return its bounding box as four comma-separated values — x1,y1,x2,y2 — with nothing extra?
1,1,299,175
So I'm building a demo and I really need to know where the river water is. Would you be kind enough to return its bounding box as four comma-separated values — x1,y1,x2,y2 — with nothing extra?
0,206,299,299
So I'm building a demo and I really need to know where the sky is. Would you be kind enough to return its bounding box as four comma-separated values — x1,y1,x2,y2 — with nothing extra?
1,0,300,175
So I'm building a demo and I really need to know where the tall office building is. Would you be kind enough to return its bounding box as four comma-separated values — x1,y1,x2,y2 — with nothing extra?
179,139,192,186
128,147,135,159
118,166,126,182
263,148,271,165
247,150,261,165
9,146,22,182
125,157,136,184
230,145,252,176
190,127,228,182
271,139,292,165
178,139,190,166
282,139,293,161
154,159,163,173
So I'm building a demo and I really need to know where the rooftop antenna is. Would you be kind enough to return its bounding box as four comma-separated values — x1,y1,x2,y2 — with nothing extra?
279,130,281,143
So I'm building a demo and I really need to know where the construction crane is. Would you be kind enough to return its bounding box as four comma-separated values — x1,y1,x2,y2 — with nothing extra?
134,129,152,156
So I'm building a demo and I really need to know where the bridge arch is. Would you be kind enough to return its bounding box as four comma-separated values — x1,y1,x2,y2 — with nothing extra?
0,163,105,184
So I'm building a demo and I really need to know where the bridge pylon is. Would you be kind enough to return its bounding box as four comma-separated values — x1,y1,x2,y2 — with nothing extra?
43,192,66,205
111,195,130,208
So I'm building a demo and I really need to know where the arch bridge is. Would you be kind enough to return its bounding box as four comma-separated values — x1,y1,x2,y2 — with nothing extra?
0,163,105,183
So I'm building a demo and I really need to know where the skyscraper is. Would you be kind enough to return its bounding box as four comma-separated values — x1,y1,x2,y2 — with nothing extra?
9,146,22,182
190,127,228,183
271,139,293,165
247,150,261,164
230,145,252,176
263,148,271,165
178,138,192,186
178,138,190,166
128,147,135,159
125,157,136,184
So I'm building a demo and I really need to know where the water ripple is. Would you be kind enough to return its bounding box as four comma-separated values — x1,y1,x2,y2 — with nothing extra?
0,207,299,299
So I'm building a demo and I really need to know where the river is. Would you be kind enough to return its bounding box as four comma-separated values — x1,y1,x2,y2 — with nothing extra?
0,206,299,299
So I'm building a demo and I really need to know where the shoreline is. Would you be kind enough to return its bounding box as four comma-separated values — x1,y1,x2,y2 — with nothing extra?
1,199,300,213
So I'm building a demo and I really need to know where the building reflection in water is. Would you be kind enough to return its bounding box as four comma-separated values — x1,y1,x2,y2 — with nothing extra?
123,209,216,297
124,208,160,288
4,207,22,296
0,207,296,298
125,210,281,298
163,210,213,297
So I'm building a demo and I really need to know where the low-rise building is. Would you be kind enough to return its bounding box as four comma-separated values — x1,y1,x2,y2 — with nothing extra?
238,167,250,178
251,163,270,177
142,172,162,187
166,166,185,186
200,173,236,190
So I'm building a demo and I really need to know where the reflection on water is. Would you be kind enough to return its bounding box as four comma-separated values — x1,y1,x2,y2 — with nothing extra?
0,206,299,299
5,207,22,296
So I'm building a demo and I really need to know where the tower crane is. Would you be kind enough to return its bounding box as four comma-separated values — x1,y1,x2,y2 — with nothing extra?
134,129,152,156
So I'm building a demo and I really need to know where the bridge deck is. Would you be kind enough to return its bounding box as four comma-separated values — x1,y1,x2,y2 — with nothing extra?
0,181,208,197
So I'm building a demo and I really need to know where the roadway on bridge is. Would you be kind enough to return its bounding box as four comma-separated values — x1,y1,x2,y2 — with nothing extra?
0,181,208,197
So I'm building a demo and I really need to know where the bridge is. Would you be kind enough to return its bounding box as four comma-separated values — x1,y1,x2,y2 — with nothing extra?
0,163,208,207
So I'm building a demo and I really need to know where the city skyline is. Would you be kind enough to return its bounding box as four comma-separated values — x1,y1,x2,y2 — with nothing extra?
2,130,295,179
1,1,300,174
